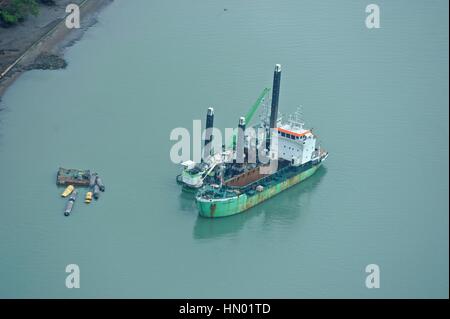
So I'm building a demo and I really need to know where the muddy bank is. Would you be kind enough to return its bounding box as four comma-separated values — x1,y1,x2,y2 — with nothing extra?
0,0,113,99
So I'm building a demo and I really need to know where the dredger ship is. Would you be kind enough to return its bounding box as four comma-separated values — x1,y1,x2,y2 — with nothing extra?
176,64,328,218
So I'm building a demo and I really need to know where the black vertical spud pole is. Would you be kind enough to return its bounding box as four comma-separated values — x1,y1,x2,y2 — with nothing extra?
267,64,282,149
203,107,214,161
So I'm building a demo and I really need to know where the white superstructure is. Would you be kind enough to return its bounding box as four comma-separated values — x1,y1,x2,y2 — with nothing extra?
179,150,233,188
270,110,317,166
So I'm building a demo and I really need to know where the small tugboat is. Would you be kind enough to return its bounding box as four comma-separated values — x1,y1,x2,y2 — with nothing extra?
89,173,98,187
93,184,100,200
96,176,105,192
64,189,78,216
61,185,74,197
85,191,93,204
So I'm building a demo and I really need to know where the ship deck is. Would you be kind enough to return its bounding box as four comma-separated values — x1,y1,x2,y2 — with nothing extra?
197,150,328,200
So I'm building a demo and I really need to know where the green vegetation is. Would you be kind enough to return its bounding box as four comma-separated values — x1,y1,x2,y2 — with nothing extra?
0,0,39,26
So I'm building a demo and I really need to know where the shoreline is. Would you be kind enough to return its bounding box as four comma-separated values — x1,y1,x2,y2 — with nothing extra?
0,0,113,101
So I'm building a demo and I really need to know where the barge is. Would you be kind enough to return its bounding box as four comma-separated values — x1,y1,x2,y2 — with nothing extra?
57,167,91,186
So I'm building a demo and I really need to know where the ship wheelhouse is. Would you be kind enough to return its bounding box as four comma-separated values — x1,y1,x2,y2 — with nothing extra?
271,123,317,166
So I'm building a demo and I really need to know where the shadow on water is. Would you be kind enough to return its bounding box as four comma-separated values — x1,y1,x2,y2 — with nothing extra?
192,166,328,241
177,189,198,212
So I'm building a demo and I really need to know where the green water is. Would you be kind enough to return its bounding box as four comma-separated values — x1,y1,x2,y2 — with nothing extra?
0,0,448,298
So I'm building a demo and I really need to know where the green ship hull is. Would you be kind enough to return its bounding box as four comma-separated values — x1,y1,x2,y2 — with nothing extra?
196,163,321,218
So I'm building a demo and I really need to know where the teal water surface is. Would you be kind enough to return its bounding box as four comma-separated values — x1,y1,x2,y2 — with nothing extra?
0,0,448,298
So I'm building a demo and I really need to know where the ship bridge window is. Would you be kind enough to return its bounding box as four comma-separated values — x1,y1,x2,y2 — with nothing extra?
281,132,286,137
286,134,291,139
